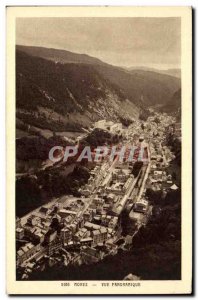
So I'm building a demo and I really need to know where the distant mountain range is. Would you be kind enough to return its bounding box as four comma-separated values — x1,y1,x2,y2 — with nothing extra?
126,66,181,78
17,45,106,66
16,45,181,144
16,49,139,134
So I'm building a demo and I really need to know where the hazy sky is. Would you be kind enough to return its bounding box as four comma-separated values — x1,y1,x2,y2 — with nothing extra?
16,17,181,69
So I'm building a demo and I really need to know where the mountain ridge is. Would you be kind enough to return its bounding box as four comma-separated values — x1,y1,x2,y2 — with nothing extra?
16,44,108,66
126,66,181,78
16,49,139,134
16,45,181,134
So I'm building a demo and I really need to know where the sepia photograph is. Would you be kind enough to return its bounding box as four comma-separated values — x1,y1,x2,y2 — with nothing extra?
6,6,192,295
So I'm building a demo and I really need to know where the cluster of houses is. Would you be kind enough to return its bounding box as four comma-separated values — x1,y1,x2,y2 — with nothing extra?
16,114,180,279
16,157,143,276
16,189,122,273
126,112,180,227
94,120,123,134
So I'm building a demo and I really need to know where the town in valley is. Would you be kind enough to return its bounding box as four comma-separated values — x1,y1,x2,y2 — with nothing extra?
16,111,181,280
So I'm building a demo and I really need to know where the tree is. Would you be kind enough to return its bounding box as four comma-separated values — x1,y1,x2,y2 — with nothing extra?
153,117,160,124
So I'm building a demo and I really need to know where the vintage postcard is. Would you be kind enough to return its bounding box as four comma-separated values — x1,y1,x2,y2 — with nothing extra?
6,6,192,295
